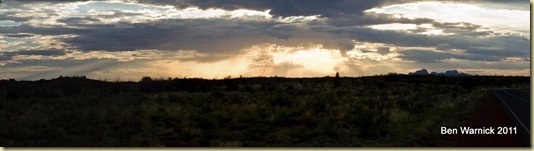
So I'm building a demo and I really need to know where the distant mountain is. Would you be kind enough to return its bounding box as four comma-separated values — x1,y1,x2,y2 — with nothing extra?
444,70,459,76
409,69,471,76
408,69,429,75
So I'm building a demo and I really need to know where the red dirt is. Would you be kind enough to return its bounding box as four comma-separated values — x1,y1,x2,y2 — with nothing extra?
448,91,526,147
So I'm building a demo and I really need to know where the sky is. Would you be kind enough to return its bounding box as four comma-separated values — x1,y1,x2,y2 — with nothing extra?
0,0,530,80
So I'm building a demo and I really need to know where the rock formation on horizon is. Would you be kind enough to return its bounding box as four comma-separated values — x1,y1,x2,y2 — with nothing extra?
408,69,429,75
409,69,471,76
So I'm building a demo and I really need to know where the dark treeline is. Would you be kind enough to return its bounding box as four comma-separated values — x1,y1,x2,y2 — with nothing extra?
0,74,528,100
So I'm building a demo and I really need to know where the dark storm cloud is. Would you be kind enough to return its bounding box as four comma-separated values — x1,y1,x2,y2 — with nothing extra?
320,25,529,61
4,33,34,38
0,24,89,36
398,49,473,63
399,49,449,63
398,36,529,63
16,49,66,56
0,49,66,61
0,52,17,61
57,17,101,25
327,13,436,26
59,19,279,52
375,47,391,55
433,36,530,57
0,13,31,23
5,16,352,52
428,22,491,36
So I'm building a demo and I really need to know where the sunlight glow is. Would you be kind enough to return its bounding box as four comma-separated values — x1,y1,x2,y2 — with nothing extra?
368,23,417,31
159,55,250,79
346,42,400,61
420,29,452,36
271,46,347,75
368,23,453,36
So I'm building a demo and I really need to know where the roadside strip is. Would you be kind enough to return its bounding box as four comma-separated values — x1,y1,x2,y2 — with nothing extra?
493,91,530,146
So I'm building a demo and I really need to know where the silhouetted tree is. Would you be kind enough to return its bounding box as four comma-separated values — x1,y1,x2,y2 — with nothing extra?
139,76,154,92
140,76,152,83
334,72,341,87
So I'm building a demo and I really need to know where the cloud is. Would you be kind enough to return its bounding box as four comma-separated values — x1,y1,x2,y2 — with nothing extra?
139,0,528,17
399,49,463,63
0,52,17,62
4,33,34,38
177,54,235,63
1,48,65,58
56,17,102,26
323,24,529,60
368,1,530,37
16,49,66,56
59,19,279,52
0,0,529,79
397,35,530,63
0,16,344,52
2,11,527,63
137,0,385,16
